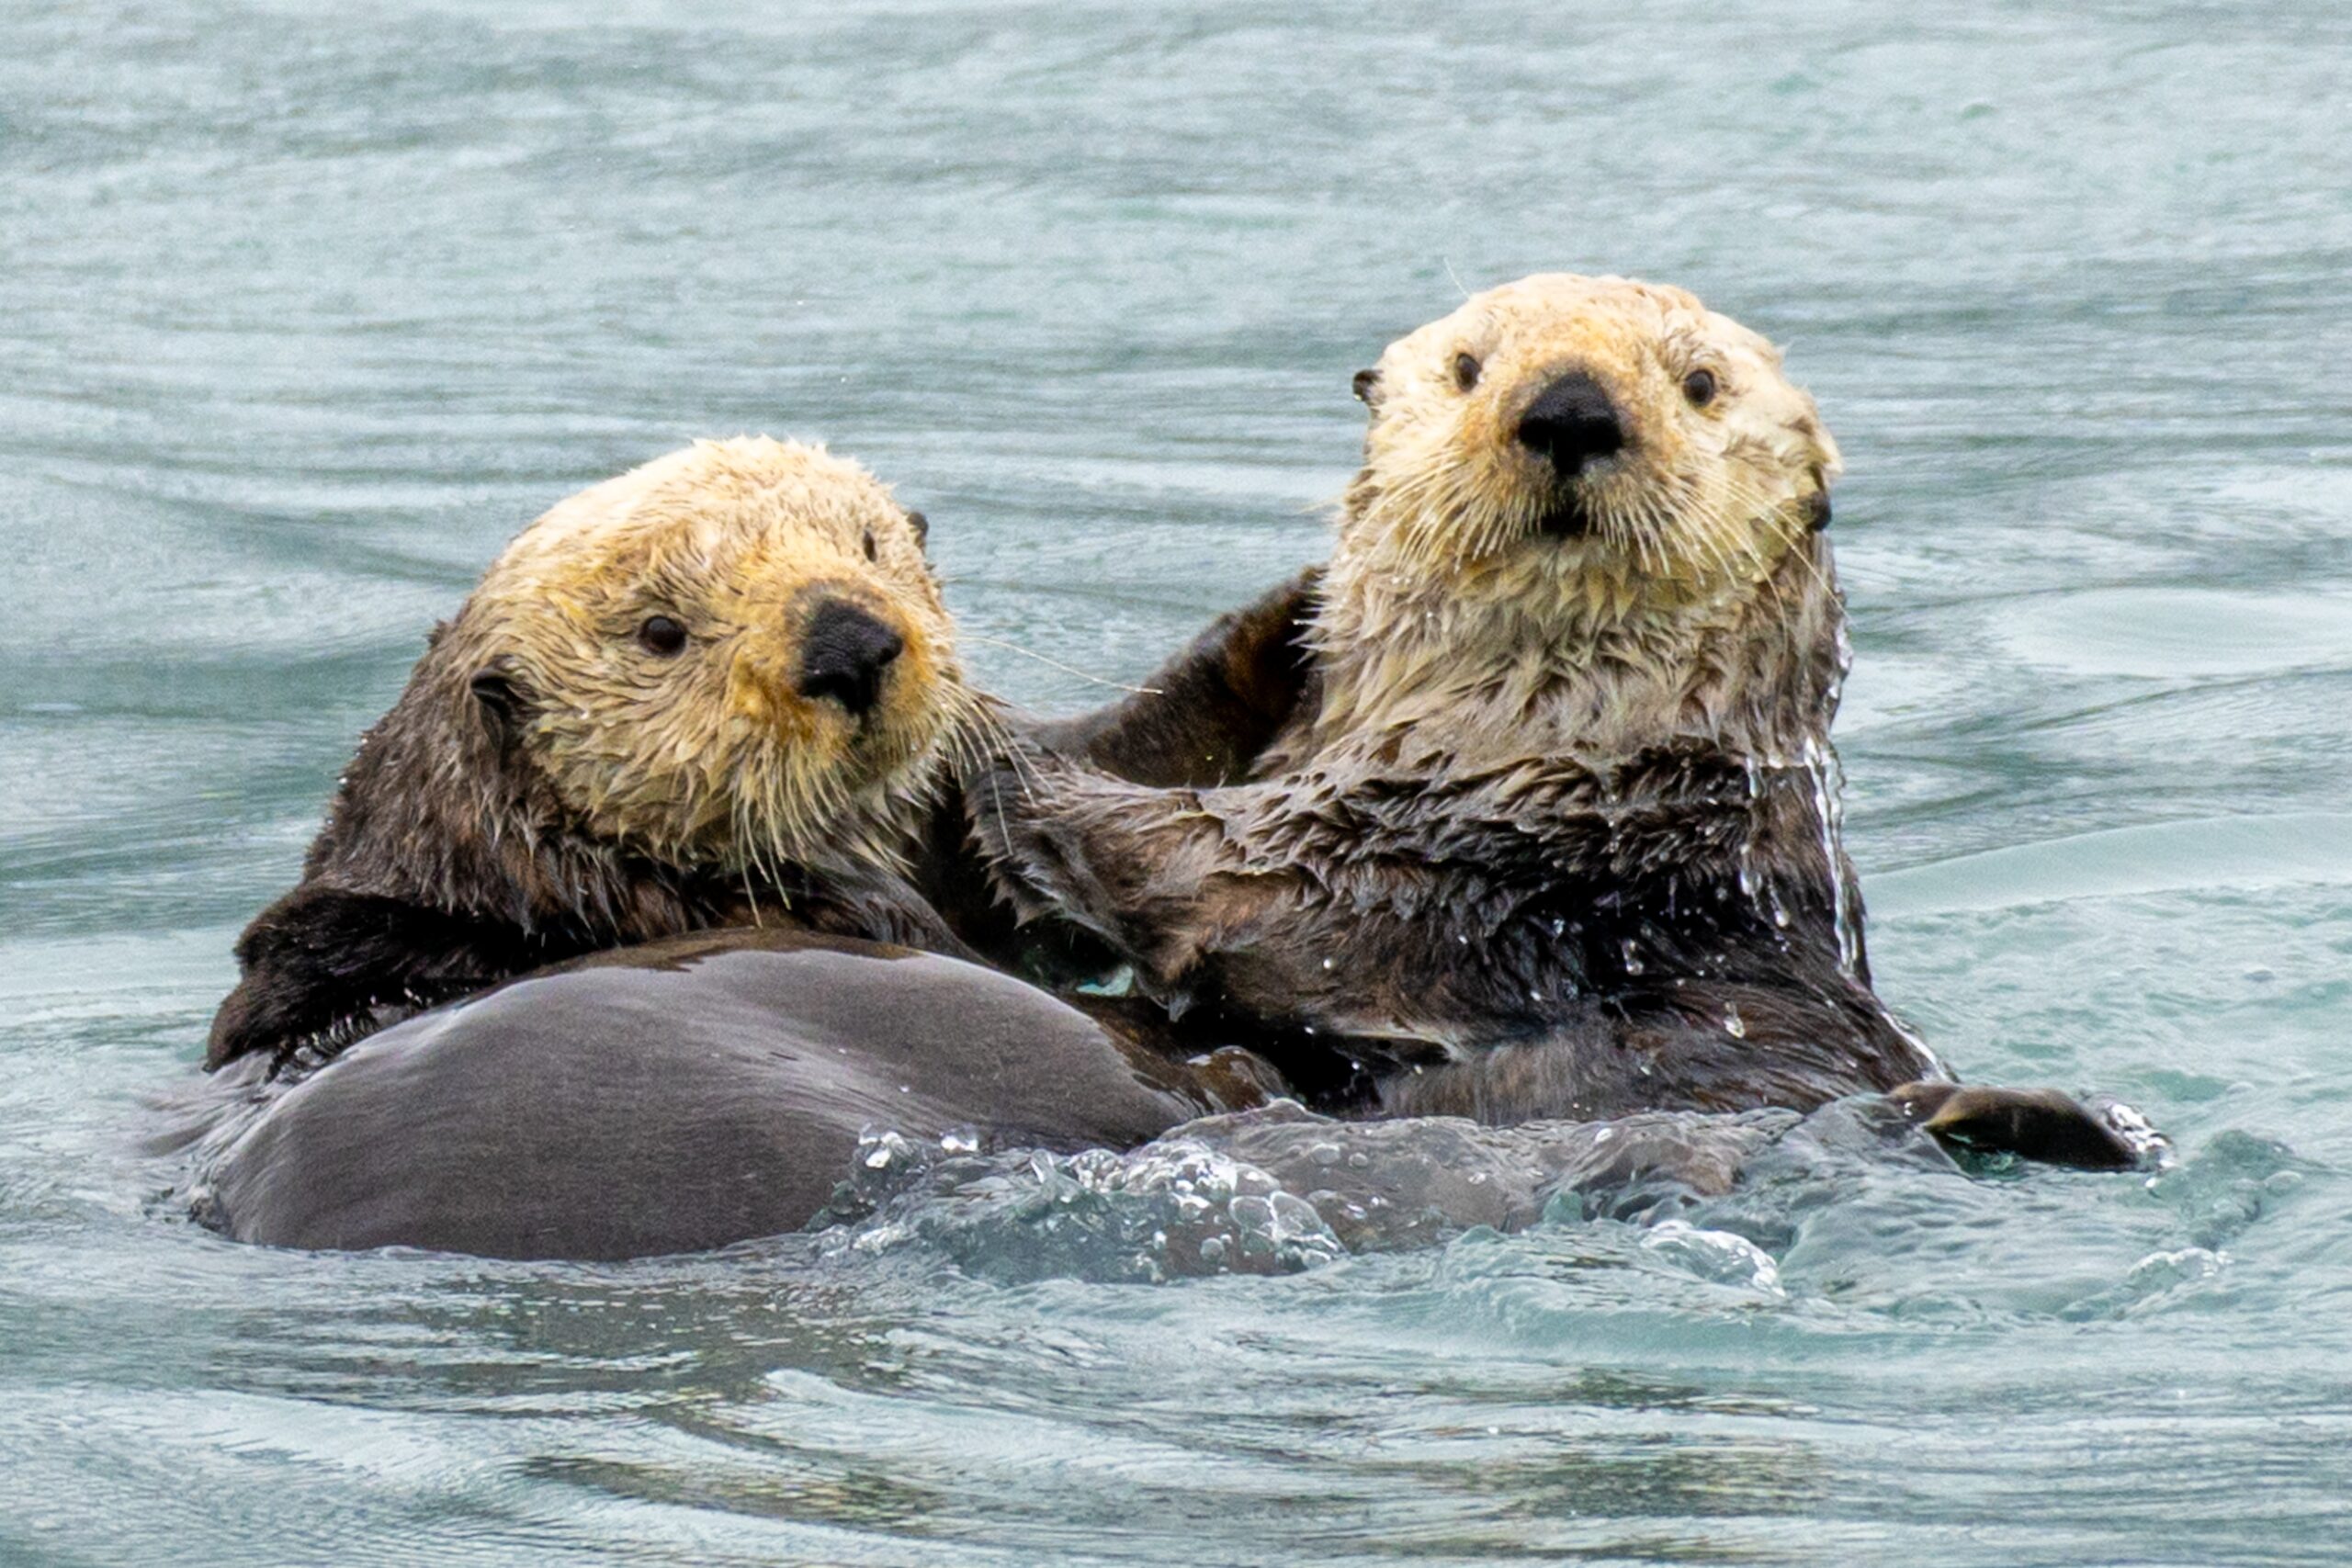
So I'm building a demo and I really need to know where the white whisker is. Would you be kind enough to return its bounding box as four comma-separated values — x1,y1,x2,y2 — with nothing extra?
964,634,1164,695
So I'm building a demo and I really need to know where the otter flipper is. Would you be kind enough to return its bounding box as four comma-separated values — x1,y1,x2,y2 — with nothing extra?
1889,1080,2161,1171
1023,568,1320,788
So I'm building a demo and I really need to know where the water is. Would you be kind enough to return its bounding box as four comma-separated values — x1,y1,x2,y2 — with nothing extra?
6,2,2352,1562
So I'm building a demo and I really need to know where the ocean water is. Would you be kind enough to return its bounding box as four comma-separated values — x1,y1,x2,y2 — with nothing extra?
6,2,2352,1562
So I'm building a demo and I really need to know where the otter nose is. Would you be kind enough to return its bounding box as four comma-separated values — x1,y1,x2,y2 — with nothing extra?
797,599,904,717
1514,371,1626,477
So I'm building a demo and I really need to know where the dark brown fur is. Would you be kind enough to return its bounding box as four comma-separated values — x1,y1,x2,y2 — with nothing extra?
972,572,1935,1121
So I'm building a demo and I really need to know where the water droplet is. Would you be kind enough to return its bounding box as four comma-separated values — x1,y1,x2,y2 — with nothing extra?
1795,733,1862,975
1724,1005,1746,1039
859,1129,916,1170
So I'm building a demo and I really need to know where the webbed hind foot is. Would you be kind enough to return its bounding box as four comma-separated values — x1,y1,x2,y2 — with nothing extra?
1890,1081,2166,1171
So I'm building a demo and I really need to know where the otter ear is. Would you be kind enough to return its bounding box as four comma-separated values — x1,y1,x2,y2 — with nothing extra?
1351,367,1383,411
467,655,530,742
1804,467,1833,532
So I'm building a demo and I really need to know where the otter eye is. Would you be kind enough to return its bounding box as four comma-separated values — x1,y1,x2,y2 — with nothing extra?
1682,367,1719,407
1453,352,1481,392
863,529,878,563
637,615,687,657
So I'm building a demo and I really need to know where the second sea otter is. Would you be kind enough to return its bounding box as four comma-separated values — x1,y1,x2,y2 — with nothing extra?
977,274,2145,1165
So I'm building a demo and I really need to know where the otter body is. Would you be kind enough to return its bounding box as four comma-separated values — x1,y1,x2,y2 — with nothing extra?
992,714,1924,1121
978,276,2139,1163
201,930,1276,1259
989,646,1928,1121
211,438,975,1075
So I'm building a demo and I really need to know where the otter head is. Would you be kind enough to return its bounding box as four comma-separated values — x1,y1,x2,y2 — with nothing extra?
1315,275,1847,761
446,437,968,880
1344,273,1838,600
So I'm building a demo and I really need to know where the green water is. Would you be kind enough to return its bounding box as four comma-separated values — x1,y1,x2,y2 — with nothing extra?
6,3,2351,1562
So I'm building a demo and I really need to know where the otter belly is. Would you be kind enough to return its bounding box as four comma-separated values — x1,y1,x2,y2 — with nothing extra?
197,929,1235,1260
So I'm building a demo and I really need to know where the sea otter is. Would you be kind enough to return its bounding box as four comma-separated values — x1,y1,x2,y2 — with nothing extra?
207,436,982,1075
194,439,1308,1258
973,274,2146,1167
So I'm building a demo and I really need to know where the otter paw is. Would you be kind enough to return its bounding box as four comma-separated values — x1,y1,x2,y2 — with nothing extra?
964,737,1053,850
963,740,1091,908
1890,1081,2162,1172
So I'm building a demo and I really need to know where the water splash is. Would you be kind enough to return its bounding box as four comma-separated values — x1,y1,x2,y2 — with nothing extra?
1639,1219,1786,1295
1801,734,1861,976
824,1125,1347,1281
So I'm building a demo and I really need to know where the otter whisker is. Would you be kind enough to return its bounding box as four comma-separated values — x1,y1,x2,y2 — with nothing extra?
1716,473,1829,595
963,634,1165,696
953,694,1050,816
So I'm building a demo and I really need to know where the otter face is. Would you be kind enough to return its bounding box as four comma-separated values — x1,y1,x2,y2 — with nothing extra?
1346,274,1840,602
457,438,969,874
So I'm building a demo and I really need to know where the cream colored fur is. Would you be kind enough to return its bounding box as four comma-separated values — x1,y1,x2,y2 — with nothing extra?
449,437,970,880
1305,274,1843,771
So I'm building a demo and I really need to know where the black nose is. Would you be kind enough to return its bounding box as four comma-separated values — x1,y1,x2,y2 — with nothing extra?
1514,371,1626,477
797,599,904,717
